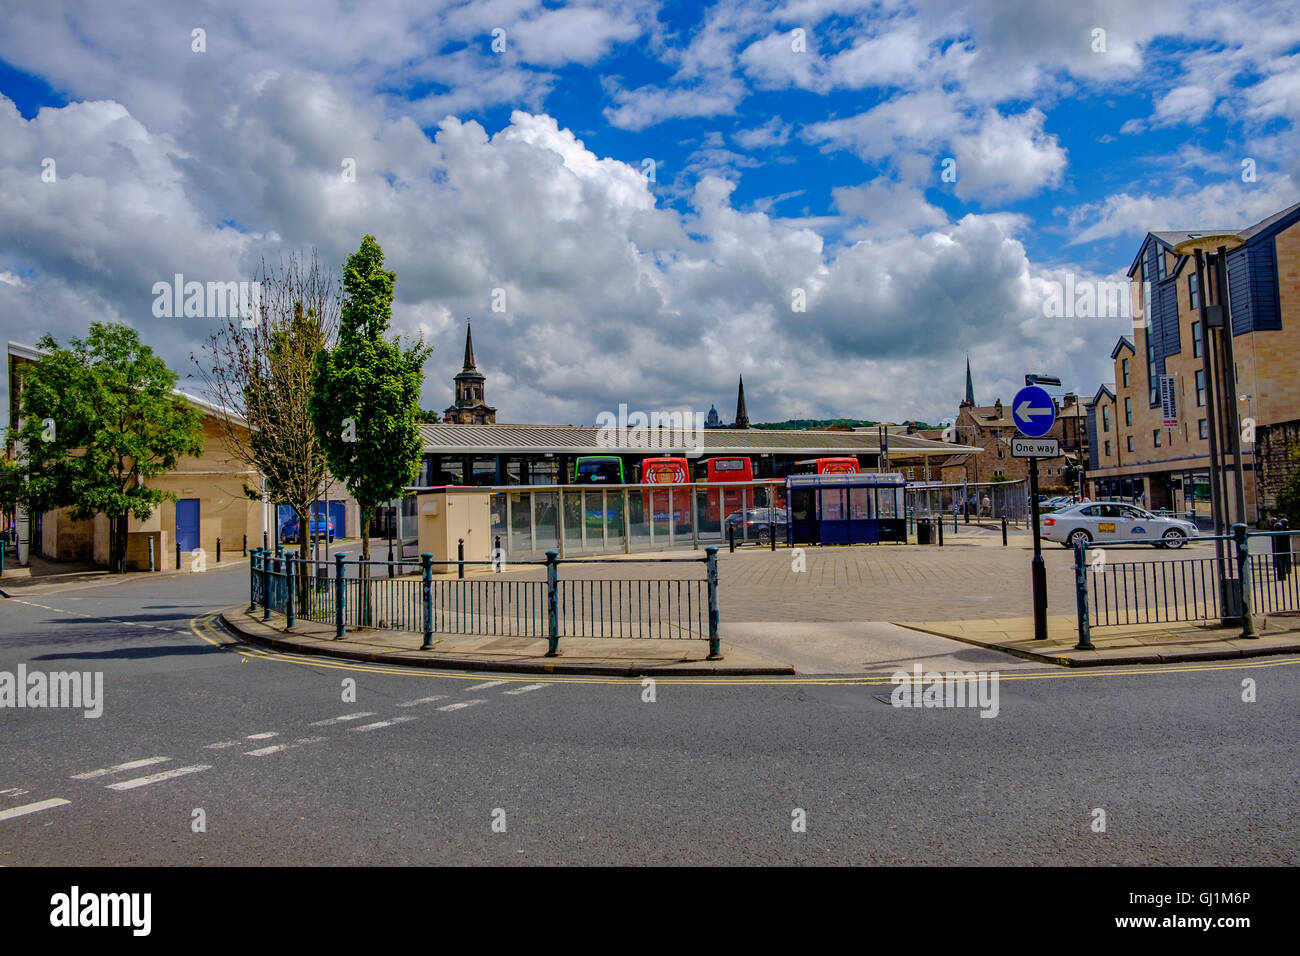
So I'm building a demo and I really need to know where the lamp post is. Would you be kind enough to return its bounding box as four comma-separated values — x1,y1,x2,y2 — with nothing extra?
1172,232,1246,621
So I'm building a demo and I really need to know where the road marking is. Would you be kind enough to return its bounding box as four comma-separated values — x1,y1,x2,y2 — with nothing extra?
245,732,278,740
0,788,31,797
204,740,242,750
243,736,327,757
350,715,418,732
503,683,548,695
71,757,170,780
308,712,376,727
396,695,448,707
0,798,71,821
106,765,211,791
466,680,508,691
437,699,486,712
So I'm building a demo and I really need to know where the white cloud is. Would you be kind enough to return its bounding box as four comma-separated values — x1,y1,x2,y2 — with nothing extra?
951,108,1068,203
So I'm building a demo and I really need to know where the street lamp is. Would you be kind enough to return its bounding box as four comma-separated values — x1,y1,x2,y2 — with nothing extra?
1172,232,1247,619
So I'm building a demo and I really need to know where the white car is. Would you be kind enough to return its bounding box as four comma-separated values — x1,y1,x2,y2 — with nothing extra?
1041,501,1198,549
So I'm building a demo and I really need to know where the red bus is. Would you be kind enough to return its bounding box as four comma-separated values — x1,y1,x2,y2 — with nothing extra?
790,457,860,475
640,456,692,532
700,456,754,526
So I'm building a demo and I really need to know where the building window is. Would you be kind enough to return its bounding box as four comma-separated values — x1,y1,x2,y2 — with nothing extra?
1147,340,1158,405
1102,406,1110,432
1189,273,1199,310
1153,429,1162,448
1195,369,1205,407
1127,436,1134,453
1192,320,1202,358
997,448,1003,459
1124,397,1133,426
1122,358,1130,387
1104,440,1112,456
1199,418,1208,439
1156,247,1167,280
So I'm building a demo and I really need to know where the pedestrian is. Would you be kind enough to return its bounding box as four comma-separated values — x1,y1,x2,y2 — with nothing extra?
981,494,991,516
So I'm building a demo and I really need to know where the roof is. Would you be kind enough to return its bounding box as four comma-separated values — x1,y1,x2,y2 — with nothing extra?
1110,336,1135,359
1130,200,1300,275
417,423,978,457
1091,383,1116,405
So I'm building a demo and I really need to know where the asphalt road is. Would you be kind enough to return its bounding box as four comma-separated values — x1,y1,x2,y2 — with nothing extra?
1,563,1297,865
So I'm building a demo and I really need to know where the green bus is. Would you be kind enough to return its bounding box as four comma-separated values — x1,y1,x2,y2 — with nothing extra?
573,456,626,484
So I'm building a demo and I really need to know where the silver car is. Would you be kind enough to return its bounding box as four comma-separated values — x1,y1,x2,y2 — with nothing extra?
1041,501,1198,549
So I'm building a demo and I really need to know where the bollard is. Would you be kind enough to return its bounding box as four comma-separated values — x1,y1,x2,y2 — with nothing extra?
544,550,560,657
706,545,722,660
495,534,501,556
1235,523,1255,638
387,539,394,579
420,553,434,649
1002,516,1008,546
1073,540,1092,649
334,552,346,639
953,509,958,533
937,516,944,547
285,554,296,631
728,525,735,553
770,520,776,551
248,549,260,612
458,538,465,579
176,540,182,571
263,531,268,551
148,536,155,573
242,533,247,556
216,537,222,564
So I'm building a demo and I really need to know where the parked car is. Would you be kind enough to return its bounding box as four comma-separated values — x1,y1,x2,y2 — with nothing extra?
280,515,334,544
1040,501,1198,549
724,507,789,545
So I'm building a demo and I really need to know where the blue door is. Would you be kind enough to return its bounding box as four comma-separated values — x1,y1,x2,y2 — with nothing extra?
175,498,200,552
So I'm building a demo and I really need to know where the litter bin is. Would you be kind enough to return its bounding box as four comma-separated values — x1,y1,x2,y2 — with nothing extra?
1272,518,1291,580
916,517,932,545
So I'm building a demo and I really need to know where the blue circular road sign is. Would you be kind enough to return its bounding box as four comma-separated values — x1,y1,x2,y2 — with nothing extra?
1012,384,1056,438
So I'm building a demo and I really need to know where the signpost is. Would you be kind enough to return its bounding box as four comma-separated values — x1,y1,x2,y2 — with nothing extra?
1013,382,1057,642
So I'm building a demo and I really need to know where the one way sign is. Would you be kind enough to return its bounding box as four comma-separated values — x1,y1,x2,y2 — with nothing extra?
1012,384,1056,438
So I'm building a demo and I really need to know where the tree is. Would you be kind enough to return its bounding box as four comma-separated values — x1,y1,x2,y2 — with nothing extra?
1274,441,1300,526
11,323,204,573
312,236,431,622
195,253,341,578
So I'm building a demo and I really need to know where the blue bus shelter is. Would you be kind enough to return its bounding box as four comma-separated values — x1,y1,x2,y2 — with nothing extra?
785,473,908,545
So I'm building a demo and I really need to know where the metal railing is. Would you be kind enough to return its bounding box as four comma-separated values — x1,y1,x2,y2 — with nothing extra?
1072,526,1300,647
248,546,721,658
905,480,1030,528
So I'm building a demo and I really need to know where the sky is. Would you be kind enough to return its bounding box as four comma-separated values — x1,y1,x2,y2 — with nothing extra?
1,0,1298,430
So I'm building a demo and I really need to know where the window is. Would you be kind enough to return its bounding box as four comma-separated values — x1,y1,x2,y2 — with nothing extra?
1189,273,1199,310
997,448,1003,459
1102,406,1111,432
1192,320,1202,358
1104,440,1112,456
1195,369,1205,407
1153,429,1162,448
1199,418,1208,439
1147,340,1158,405
1127,436,1134,453
1124,397,1133,426
1156,248,1167,280
1122,358,1130,386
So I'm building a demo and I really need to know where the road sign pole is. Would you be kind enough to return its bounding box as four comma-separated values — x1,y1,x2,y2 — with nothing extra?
1030,455,1048,640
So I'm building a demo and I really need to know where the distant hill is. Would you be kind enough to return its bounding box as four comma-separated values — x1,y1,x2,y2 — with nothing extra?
752,419,939,431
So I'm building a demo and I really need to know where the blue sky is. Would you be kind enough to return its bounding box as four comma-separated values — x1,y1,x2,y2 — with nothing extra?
1,0,1298,427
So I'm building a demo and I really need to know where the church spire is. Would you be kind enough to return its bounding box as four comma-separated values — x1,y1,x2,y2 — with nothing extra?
734,375,750,429
462,318,477,371
962,355,975,407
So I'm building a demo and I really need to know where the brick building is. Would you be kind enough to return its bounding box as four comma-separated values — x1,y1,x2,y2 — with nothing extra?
1085,200,1300,524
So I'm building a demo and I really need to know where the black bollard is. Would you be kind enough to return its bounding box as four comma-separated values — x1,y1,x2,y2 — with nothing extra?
728,525,735,553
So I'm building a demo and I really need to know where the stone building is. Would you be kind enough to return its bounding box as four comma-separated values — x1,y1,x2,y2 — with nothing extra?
443,320,497,425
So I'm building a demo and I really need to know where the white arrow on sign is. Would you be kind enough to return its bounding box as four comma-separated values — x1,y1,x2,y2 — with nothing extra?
1015,400,1052,419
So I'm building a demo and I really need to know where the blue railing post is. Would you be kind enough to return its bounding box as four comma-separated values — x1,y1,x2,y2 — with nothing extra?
285,553,296,631
148,536,155,573
706,545,721,660
421,552,434,650
261,547,272,621
1235,523,1255,638
248,548,260,612
334,552,346,639
1073,540,1092,649
545,550,560,657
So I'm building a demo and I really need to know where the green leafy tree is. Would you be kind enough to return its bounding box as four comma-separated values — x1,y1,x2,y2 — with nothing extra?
12,323,204,572
1274,441,1300,526
312,236,431,622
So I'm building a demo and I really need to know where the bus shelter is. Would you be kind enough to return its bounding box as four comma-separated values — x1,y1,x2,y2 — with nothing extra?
786,473,908,546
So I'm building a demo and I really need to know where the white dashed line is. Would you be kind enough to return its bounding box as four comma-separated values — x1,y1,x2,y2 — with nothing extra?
396,695,448,707
204,741,241,750
71,757,170,780
350,716,418,732
244,732,278,740
437,700,486,712
503,683,548,695
308,712,377,726
466,681,508,691
0,798,71,821
106,765,211,791
243,737,326,757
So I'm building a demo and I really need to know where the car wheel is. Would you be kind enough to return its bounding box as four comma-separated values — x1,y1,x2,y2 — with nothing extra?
756,527,771,546
1067,529,1092,548
1161,529,1186,549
